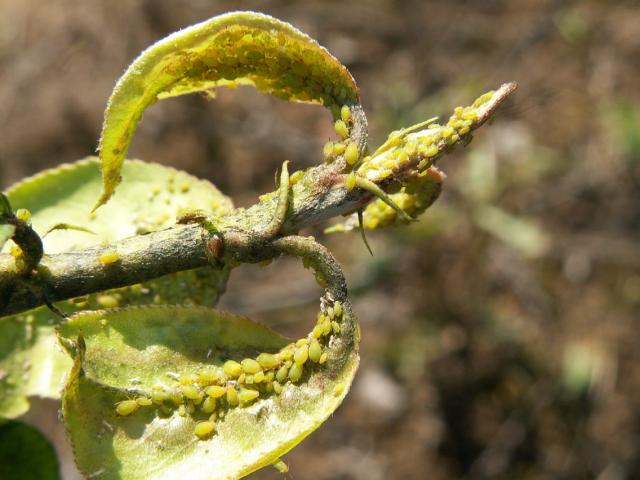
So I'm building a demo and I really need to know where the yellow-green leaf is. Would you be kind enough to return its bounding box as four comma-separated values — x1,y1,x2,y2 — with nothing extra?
1,158,233,418
96,11,361,209
59,305,359,480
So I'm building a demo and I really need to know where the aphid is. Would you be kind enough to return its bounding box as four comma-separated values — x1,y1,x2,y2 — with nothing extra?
309,340,322,363
323,141,334,159
15,208,31,222
345,142,359,165
151,390,167,404
96,295,119,309
333,383,345,397
345,172,357,191
340,105,352,123
194,420,215,438
334,119,349,139
201,397,216,414
136,397,153,406
332,142,346,155
177,405,187,416
275,365,289,383
115,400,139,416
253,371,265,383
180,385,202,401
223,360,243,378
205,385,226,398
198,369,219,385
319,352,328,364
295,338,309,347
241,358,262,374
334,301,343,318
99,250,120,266
272,381,283,395
238,388,260,404
289,170,304,185
312,324,324,339
226,386,239,406
331,321,341,334
256,353,279,369
288,363,303,383
294,345,309,365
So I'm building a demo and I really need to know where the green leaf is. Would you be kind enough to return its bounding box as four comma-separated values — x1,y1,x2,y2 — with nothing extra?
96,11,361,209
1,158,234,418
0,421,60,480
0,224,15,250
59,304,359,480
0,192,11,215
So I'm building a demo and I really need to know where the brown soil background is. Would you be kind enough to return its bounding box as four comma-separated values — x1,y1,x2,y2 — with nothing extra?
2,0,640,479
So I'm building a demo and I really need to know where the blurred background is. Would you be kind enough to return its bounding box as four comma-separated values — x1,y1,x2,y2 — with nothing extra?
2,0,640,478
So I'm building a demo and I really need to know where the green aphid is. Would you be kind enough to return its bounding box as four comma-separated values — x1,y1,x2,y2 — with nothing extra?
333,142,346,155
319,352,328,364
309,340,322,363
331,321,341,334
294,345,309,365
226,386,239,406
177,405,187,417
245,375,254,384
288,363,303,382
201,397,216,414
323,141,334,159
205,385,227,398
340,105,352,123
273,381,283,395
116,400,139,417
334,119,349,139
96,294,119,309
275,365,289,383
180,385,202,401
345,142,359,165
254,371,266,383
15,208,31,222
198,369,219,385
166,388,183,405
256,353,279,369
194,420,215,439
179,373,199,385
265,371,275,383
327,306,335,319
238,388,260,404
241,358,262,374
312,324,324,339
322,319,332,336
334,302,343,318
151,390,167,404
295,338,309,347
223,360,243,378
238,373,246,384
136,397,153,407
99,250,120,266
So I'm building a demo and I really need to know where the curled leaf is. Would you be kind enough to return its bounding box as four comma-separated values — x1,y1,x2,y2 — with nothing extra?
96,11,362,209
59,303,359,480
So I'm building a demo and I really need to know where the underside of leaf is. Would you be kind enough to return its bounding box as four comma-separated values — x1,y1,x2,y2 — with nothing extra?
96,11,362,209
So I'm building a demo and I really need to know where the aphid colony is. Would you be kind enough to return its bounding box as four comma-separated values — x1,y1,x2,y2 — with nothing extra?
355,90,494,184
175,24,357,113
322,105,360,166
114,299,345,439
328,90,496,233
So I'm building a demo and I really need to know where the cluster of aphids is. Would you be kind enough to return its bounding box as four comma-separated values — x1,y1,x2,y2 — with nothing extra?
322,105,360,167
114,300,345,439
354,90,495,185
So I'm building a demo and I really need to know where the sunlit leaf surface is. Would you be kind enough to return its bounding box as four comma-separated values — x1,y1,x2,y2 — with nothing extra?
96,11,361,208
